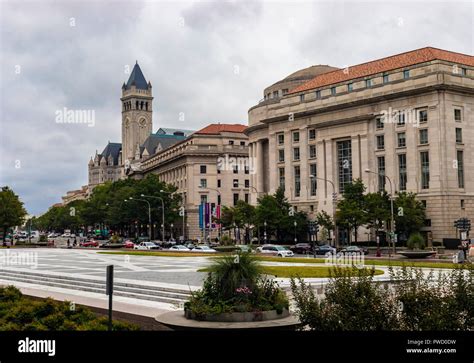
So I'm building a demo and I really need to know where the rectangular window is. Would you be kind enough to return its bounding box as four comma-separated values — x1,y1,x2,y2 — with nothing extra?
454,109,462,122
293,131,300,143
461,67,467,76
403,70,410,79
309,145,317,159
217,194,221,205
397,132,406,148
245,179,250,188
376,135,385,150
461,200,465,209
419,129,428,144
376,117,384,130
300,94,305,102
277,133,284,145
200,179,207,188
315,90,321,99
310,164,317,196
377,156,386,192
233,179,239,188
383,73,389,83
279,167,285,191
229,140,234,145
457,150,464,188
233,193,239,206
278,149,285,162
293,147,300,161
244,165,249,174
200,165,207,174
456,128,462,143
347,83,353,92
282,89,288,95
331,87,336,96
233,165,238,174
244,194,249,203
308,129,316,140
217,179,221,188
418,109,428,123
398,111,406,126
294,166,301,197
240,141,245,146
420,151,430,189
337,140,352,193
200,195,208,204
273,90,279,98
366,79,372,87
398,154,407,191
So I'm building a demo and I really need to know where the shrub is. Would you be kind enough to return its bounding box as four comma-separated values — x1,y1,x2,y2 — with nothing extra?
290,265,473,331
406,232,425,250
0,286,139,331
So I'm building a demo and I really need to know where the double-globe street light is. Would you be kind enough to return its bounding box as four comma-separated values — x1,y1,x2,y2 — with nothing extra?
365,169,395,254
140,193,166,242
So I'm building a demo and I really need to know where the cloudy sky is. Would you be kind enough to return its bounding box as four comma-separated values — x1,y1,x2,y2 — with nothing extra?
0,0,472,216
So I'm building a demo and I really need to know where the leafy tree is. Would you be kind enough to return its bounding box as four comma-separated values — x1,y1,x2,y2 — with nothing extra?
315,210,334,239
335,179,367,244
394,192,426,242
0,186,27,237
364,191,391,235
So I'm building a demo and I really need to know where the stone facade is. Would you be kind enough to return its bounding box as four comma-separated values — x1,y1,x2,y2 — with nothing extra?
246,47,474,244
130,124,249,240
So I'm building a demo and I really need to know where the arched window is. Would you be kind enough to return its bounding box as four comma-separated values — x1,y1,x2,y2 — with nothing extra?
145,102,148,111
141,101,144,110
136,100,139,109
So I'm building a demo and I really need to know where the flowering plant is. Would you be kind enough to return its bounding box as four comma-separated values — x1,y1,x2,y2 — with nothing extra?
235,286,252,295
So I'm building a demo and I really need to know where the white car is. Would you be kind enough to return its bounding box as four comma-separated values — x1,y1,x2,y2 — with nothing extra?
169,245,190,252
257,245,294,257
134,242,160,250
191,245,217,253
61,233,71,238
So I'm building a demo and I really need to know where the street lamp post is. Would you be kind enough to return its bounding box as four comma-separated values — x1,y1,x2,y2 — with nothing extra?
311,175,338,247
264,221,267,244
127,197,152,240
294,221,297,243
365,169,395,254
141,194,165,242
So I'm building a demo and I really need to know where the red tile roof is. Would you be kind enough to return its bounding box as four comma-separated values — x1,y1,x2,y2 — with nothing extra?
195,123,247,135
290,47,474,94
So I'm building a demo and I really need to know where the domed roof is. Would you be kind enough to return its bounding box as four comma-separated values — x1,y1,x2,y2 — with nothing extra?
264,65,339,97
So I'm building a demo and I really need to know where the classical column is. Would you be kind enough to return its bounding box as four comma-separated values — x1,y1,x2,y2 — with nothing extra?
256,140,264,193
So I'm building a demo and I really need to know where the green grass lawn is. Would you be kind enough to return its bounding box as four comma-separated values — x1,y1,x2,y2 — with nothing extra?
199,265,385,278
98,251,461,269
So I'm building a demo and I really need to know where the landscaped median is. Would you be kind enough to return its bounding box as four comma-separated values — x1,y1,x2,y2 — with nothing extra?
198,265,385,278
97,251,461,269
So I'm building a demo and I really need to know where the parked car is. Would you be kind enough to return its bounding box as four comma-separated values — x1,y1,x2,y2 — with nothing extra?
290,243,313,254
340,245,369,255
168,245,190,252
99,240,124,249
314,244,337,255
235,245,253,253
185,243,196,250
134,242,161,250
123,240,135,249
257,244,294,257
61,233,71,238
191,245,217,253
80,240,99,248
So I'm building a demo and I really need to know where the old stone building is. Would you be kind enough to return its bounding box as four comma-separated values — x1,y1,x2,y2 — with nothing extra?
246,47,474,245
129,123,249,240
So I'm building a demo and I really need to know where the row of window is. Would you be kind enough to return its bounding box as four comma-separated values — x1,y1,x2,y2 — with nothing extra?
228,140,246,146
200,165,250,174
200,179,250,189
299,67,468,102
278,144,317,162
376,128,463,150
199,193,250,206
277,128,316,145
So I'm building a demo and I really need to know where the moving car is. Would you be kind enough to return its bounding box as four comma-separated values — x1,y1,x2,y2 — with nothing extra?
168,245,190,252
123,240,135,249
339,245,369,255
80,240,99,248
191,245,217,253
235,245,253,253
257,244,294,257
134,242,161,250
290,243,313,254
314,244,337,255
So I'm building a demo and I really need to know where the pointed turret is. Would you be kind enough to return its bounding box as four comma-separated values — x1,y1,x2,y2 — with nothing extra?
124,62,149,90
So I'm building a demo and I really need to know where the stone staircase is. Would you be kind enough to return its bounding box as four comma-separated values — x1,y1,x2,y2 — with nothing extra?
0,269,192,305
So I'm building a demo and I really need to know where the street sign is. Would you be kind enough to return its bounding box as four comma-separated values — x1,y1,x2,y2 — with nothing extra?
106,265,114,331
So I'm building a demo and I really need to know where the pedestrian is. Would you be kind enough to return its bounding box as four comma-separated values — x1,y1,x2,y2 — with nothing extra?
67,238,70,248
461,239,469,260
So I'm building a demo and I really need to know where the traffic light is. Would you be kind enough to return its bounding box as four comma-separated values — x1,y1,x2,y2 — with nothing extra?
454,218,471,231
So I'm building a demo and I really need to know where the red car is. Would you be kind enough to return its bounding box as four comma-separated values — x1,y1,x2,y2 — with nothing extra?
123,240,135,249
80,240,99,247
